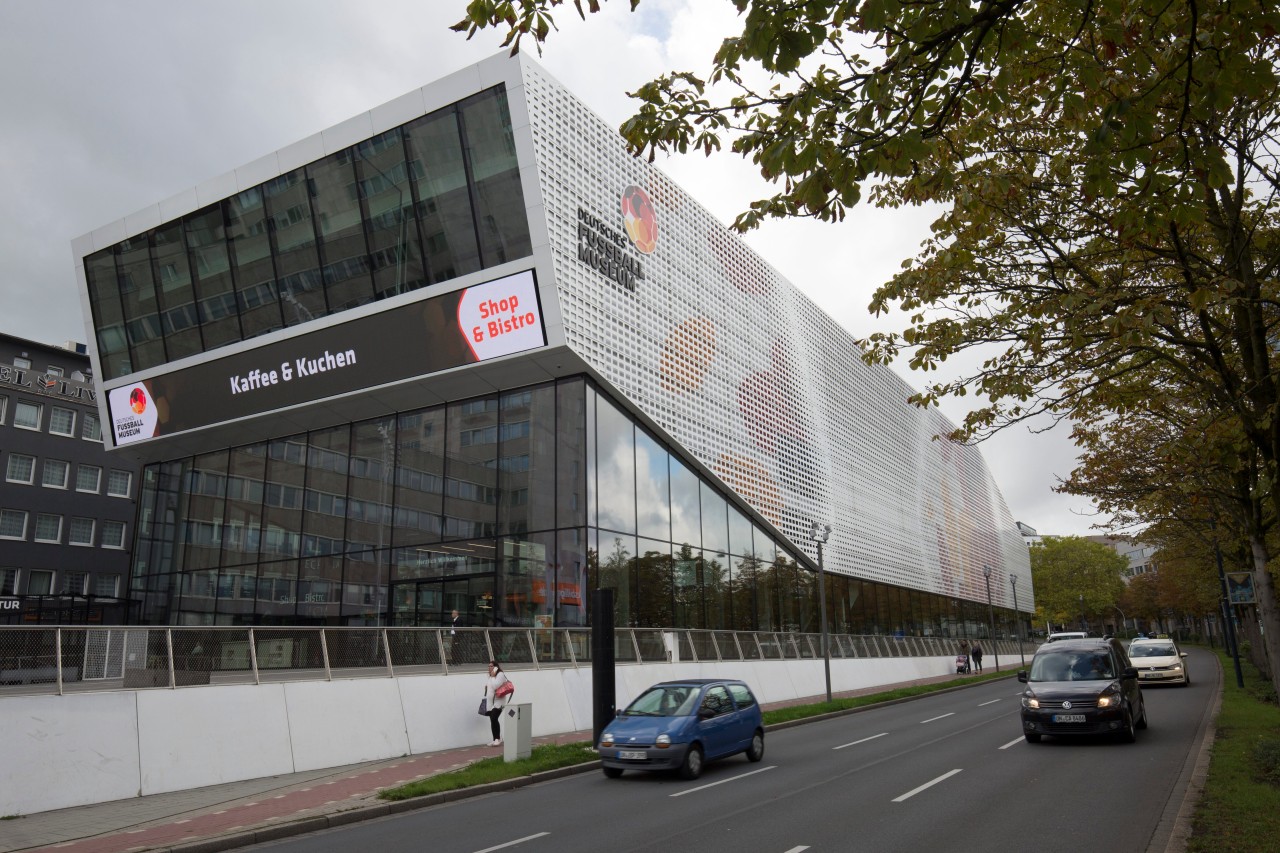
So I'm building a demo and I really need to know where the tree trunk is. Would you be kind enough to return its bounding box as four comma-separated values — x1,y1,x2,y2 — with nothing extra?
1247,533,1280,696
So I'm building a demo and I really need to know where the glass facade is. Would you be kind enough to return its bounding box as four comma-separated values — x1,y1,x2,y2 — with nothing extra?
128,377,1015,636
84,86,531,381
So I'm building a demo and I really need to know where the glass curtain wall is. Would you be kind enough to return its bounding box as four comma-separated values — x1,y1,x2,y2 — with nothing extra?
84,86,531,381
126,376,1020,634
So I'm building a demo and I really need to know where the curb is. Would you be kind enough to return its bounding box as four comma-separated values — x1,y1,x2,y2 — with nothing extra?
162,761,603,853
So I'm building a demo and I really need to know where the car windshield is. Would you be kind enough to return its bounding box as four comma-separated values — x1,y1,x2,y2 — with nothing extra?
1029,651,1116,681
1130,643,1176,658
623,685,699,717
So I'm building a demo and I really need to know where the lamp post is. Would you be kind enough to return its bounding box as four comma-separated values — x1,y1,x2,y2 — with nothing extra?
981,565,1000,672
809,522,833,703
1009,573,1026,669
1112,605,1127,638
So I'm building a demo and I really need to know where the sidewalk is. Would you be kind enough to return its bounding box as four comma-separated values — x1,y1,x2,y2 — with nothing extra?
2,671,979,853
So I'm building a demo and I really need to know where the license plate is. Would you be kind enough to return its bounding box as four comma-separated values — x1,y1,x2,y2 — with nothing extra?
617,750,646,760
1053,714,1086,723
1141,672,1158,678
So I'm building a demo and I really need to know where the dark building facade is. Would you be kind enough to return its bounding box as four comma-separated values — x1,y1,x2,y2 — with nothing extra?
74,54,1032,636
0,334,139,623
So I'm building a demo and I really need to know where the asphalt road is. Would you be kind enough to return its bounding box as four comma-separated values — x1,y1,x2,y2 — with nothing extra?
248,647,1217,853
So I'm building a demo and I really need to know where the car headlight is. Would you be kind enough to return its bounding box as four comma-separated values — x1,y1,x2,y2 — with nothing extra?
1097,684,1120,708
1022,694,1040,709
600,732,614,746
655,734,671,749
1171,663,1183,671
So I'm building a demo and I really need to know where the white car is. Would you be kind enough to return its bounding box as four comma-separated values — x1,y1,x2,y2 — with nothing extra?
1128,638,1190,686
1045,631,1088,643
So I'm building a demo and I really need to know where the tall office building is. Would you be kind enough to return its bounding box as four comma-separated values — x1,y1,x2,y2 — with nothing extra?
72,53,1032,633
0,334,138,624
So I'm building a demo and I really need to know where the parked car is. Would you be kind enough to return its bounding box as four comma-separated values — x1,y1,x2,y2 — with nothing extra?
598,679,765,779
1128,638,1190,686
1018,637,1147,743
1045,631,1088,643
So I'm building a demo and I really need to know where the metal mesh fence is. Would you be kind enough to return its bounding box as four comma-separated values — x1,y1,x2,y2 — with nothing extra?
0,625,1037,695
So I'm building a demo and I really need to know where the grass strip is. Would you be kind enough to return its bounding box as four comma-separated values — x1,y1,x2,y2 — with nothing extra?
380,669,1011,801
379,742,597,800
1187,648,1280,852
763,668,1015,725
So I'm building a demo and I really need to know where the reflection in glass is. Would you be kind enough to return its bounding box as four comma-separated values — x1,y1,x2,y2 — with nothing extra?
356,128,426,298
260,435,307,561
393,408,444,548
264,170,326,326
185,450,229,572
85,249,131,378
673,543,703,629
499,386,556,536
556,379,586,529
459,88,532,267
444,398,498,540
404,107,481,283
596,533,636,627
669,455,700,548
226,187,283,338
634,538,673,628
303,425,350,560
635,430,670,541
556,527,588,626
222,444,267,567
185,204,241,349
309,150,375,313
699,482,728,556
116,236,166,371
595,395,635,533
150,222,203,359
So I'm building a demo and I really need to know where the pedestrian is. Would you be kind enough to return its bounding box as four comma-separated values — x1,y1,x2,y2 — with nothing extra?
971,642,984,672
449,609,463,663
482,660,512,746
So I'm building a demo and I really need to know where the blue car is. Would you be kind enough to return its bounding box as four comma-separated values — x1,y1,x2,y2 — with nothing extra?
598,679,765,779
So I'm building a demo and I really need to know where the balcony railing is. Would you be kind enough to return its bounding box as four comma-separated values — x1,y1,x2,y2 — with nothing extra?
0,626,1030,696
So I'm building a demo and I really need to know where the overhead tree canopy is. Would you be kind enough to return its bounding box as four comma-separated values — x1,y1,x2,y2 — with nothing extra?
1028,536,1127,628
453,0,1280,690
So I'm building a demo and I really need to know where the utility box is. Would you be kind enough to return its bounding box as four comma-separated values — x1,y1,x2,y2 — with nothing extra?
503,703,532,762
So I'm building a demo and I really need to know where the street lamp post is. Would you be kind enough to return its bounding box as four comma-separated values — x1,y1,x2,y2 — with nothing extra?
981,565,1000,672
1009,573,1026,670
809,522,833,703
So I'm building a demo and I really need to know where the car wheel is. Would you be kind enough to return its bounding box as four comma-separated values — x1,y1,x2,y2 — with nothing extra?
679,744,704,780
746,730,765,762
1136,698,1148,730
1024,732,1042,743
1119,706,1137,743
602,766,624,779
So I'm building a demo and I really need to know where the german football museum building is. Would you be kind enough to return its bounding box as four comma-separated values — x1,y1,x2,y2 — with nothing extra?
73,53,1032,634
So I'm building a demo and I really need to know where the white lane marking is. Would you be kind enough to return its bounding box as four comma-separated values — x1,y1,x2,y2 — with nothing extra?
978,698,1001,706
472,832,550,853
998,737,1024,750
920,712,955,724
892,769,963,802
669,765,777,797
782,847,811,853
834,732,888,750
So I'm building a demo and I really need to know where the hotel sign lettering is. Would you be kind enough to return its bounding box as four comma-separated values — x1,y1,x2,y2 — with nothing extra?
0,367,96,403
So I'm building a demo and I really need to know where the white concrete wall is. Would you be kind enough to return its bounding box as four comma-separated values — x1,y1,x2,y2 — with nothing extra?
0,655,954,816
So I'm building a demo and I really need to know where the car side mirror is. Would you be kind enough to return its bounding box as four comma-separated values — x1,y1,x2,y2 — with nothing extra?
1017,671,1028,683
1122,666,1138,680
1180,652,1188,658
615,709,623,717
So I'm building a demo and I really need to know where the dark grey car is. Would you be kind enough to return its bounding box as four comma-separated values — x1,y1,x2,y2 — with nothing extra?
1018,637,1147,743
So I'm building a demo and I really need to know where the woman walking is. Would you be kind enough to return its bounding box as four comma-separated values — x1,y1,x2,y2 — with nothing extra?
483,661,511,746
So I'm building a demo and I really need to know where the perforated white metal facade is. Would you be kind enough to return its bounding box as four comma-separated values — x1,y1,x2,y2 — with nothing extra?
511,57,1031,611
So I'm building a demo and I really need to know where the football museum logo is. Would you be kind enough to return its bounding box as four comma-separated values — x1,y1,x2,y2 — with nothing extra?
577,185,658,292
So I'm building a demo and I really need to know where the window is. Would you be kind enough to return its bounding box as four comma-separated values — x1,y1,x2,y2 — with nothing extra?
26,569,53,595
49,407,75,436
13,356,31,369
61,570,87,593
46,366,64,378
0,395,6,424
42,459,69,489
69,517,95,546
101,520,126,549
6,453,35,484
0,509,28,539
34,513,62,543
0,568,15,594
76,464,102,492
93,573,120,597
13,401,41,430
82,412,101,442
107,470,132,498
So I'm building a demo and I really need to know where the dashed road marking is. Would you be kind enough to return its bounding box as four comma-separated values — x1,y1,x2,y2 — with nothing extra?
893,769,963,802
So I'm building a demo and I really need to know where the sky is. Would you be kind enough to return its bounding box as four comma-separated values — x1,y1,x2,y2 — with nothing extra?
0,0,1108,537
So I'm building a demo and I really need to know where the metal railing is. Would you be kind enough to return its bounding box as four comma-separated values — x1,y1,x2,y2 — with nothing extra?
0,625,1031,696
